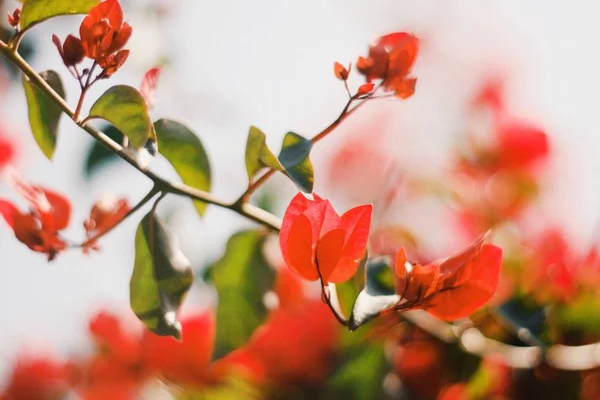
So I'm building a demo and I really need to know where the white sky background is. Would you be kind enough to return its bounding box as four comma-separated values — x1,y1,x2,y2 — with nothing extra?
0,0,599,380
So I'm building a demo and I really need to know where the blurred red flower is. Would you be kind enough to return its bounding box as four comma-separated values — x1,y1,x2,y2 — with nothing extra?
83,195,130,252
280,193,372,283
0,356,72,400
0,172,71,261
357,32,418,99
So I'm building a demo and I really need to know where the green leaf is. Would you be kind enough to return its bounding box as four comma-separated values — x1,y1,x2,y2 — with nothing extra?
349,256,400,331
325,343,387,400
278,132,314,194
244,126,283,181
208,230,275,358
83,124,124,178
22,70,65,160
88,85,152,149
20,0,99,31
154,119,211,217
131,212,194,339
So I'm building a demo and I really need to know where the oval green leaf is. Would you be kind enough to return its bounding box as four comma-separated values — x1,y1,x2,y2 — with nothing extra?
88,85,152,149
131,212,194,339
20,0,99,31
22,70,65,160
278,132,314,194
154,119,211,217
207,230,275,358
245,126,283,181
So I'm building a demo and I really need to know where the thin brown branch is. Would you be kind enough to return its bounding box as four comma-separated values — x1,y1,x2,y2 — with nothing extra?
0,40,281,231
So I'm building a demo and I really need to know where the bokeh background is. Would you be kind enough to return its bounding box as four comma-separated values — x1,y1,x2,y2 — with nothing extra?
1,0,600,397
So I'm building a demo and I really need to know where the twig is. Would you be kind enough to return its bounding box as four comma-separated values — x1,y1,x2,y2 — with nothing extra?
0,39,281,231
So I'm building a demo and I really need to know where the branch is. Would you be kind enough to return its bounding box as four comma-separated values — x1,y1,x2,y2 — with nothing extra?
0,40,281,232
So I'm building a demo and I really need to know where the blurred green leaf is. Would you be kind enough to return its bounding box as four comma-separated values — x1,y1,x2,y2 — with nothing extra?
349,256,399,331
131,212,194,339
178,378,260,400
88,85,152,149
208,230,275,358
22,70,65,160
245,126,283,181
83,124,124,177
20,0,99,31
555,291,600,334
278,132,314,194
325,343,387,400
154,119,211,217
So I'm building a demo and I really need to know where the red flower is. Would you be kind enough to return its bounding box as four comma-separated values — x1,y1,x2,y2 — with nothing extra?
140,312,216,386
280,193,373,283
7,8,20,29
79,0,131,75
357,32,418,99
0,172,71,261
394,234,503,320
83,195,130,252
1,356,72,400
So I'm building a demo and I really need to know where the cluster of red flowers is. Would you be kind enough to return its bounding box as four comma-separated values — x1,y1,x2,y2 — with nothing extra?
0,172,129,260
52,0,131,79
0,268,339,399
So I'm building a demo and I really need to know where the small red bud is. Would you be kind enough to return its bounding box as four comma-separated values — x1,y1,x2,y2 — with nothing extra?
7,8,20,29
356,83,375,96
334,62,351,81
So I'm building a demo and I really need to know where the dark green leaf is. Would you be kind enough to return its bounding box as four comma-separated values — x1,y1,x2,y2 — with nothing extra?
325,343,387,400
88,85,152,149
131,212,194,339
349,256,400,331
245,126,282,181
278,132,314,194
22,70,65,160
154,119,211,217
208,230,275,358
83,124,124,178
20,0,99,31
497,296,548,347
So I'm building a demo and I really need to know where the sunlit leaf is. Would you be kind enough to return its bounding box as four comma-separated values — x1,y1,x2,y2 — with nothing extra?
83,124,124,178
349,256,400,331
244,126,283,181
131,212,194,339
88,85,152,149
278,132,314,194
22,70,65,160
20,0,99,31
208,230,275,358
154,119,211,217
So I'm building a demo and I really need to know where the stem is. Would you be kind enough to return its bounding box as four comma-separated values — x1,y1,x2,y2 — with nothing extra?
0,40,281,231
73,62,97,121
80,186,161,248
315,259,349,326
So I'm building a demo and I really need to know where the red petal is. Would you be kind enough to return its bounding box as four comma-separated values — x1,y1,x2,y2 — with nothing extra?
426,244,503,320
394,247,408,279
140,67,161,109
0,199,17,229
42,189,71,231
274,267,305,309
316,228,345,282
438,233,487,279
286,214,318,281
279,193,325,264
328,204,372,283
497,122,549,169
